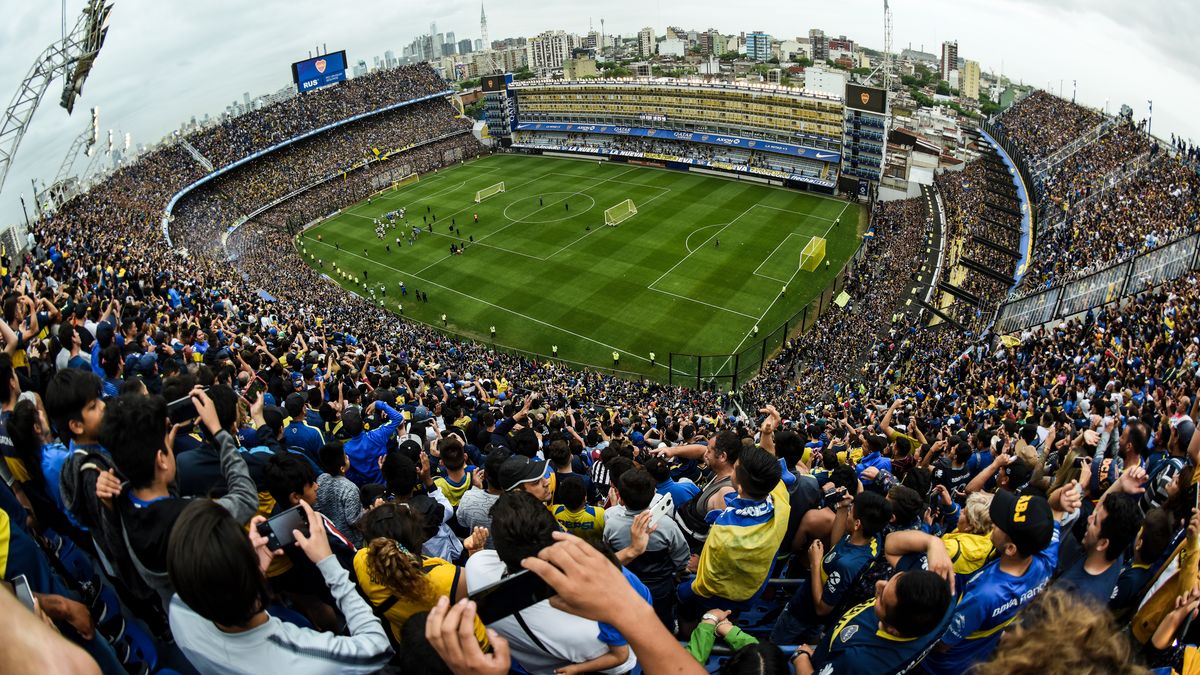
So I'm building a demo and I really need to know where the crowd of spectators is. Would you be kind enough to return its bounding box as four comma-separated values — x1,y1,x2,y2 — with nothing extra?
990,92,1200,295
187,65,447,169
1036,118,1152,214
934,151,1023,324
1019,153,1200,291
4,71,1200,675
514,132,826,180
172,99,472,256
992,89,1105,160
743,195,933,409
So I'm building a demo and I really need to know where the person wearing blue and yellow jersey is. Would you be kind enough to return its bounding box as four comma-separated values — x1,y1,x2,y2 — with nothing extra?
772,490,891,644
552,475,606,546
681,447,792,614
283,392,325,461
794,570,954,675
353,502,489,648
431,436,476,507
894,486,1081,675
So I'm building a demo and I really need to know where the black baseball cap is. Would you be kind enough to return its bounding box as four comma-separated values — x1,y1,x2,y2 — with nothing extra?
284,392,307,417
989,489,1054,557
498,456,550,492
261,405,287,433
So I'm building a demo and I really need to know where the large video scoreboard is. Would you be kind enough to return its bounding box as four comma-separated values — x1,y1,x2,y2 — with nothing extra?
292,51,348,93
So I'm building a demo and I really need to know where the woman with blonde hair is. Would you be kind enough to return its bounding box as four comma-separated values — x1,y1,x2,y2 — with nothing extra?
976,588,1146,675
353,503,488,647
941,489,996,587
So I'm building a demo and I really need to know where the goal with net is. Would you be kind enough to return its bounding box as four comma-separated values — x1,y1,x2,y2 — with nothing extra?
475,182,505,203
799,237,827,272
604,199,637,227
391,173,418,192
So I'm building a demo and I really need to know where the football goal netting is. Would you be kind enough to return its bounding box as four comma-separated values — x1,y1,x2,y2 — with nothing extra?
390,173,418,192
604,199,637,227
475,182,505,203
799,237,827,272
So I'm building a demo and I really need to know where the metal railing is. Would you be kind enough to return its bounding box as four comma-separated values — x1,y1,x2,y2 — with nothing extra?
995,232,1200,333
668,240,868,391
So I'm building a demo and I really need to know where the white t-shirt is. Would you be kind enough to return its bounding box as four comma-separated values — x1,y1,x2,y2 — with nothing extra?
464,551,637,674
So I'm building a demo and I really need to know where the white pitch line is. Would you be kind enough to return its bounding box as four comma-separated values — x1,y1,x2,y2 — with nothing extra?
462,168,636,259
646,287,759,320
541,185,674,261
752,232,807,279
419,229,543,261
752,203,846,223
711,199,853,376
377,163,506,202
683,223,727,254
647,203,759,290
408,162,583,275
305,238,662,366
543,170,673,191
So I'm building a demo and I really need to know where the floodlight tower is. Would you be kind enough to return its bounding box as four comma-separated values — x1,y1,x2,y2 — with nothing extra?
0,1,113,202
883,0,894,90
40,106,99,212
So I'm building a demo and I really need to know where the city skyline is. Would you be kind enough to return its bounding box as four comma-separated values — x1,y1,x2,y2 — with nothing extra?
0,0,1196,227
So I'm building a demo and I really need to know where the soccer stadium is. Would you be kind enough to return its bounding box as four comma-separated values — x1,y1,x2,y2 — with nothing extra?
0,2,1197,674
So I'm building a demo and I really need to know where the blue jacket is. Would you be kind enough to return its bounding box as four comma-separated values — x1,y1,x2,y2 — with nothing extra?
657,477,701,510
284,420,326,458
345,402,405,486
856,451,893,477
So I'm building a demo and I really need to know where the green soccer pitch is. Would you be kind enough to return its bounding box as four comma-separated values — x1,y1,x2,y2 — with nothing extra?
297,154,865,382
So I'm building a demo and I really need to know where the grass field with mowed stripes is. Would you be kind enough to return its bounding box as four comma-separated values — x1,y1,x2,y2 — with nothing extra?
298,154,865,382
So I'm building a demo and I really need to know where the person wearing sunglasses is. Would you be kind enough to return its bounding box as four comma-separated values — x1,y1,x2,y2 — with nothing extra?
498,455,555,504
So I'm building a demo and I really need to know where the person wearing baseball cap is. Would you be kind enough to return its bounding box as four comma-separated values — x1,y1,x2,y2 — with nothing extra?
283,391,325,460
883,480,1084,673
498,455,553,503
916,485,1082,674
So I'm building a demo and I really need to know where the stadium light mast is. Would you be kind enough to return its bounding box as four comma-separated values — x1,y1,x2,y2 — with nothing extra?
882,0,893,91
865,0,894,89
38,105,99,213
0,1,113,205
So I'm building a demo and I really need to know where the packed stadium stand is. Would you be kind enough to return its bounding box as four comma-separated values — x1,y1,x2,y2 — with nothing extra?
6,54,1200,675
509,79,845,188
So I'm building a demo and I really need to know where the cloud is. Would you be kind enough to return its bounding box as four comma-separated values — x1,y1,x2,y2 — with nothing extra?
0,0,1195,226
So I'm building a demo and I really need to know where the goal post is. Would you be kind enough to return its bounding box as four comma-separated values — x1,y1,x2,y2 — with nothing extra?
604,199,637,227
475,182,505,203
391,173,418,192
799,236,827,272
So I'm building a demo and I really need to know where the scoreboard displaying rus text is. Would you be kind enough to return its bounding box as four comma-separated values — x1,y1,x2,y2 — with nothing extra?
292,51,348,93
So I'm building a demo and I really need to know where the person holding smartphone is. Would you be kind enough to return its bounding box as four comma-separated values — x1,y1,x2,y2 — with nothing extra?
100,386,259,610
167,499,392,675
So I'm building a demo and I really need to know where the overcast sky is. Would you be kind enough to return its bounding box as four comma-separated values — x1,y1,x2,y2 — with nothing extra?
0,0,1196,227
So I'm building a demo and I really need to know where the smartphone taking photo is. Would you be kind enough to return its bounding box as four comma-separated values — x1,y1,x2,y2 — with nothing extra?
469,569,557,624
646,492,674,529
256,505,309,551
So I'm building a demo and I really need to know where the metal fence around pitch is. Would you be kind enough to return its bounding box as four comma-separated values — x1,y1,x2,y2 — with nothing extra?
669,242,865,391
995,232,1200,334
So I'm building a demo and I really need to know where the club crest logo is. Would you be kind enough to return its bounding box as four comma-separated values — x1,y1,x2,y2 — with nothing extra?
840,624,859,642
315,59,327,74
860,92,871,106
